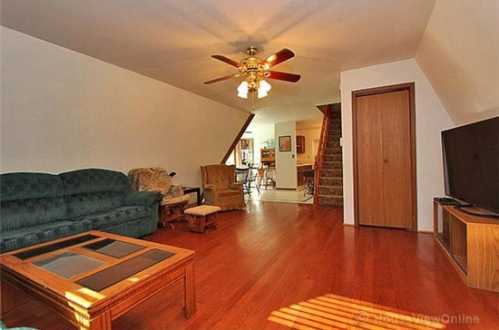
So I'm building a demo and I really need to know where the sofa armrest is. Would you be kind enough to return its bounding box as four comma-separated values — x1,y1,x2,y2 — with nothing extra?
124,191,162,207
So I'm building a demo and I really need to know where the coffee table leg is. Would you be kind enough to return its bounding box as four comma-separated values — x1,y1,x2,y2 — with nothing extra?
80,310,112,330
184,263,196,318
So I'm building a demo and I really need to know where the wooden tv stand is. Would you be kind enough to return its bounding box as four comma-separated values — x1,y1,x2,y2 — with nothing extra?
433,199,499,292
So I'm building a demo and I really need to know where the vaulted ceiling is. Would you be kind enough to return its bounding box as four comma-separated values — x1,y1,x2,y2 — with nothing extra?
416,0,499,124
1,0,437,122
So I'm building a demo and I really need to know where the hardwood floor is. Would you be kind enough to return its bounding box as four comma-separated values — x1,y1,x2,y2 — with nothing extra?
2,201,498,329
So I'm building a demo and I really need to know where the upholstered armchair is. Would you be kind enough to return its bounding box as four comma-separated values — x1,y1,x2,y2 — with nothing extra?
200,164,245,211
128,167,190,227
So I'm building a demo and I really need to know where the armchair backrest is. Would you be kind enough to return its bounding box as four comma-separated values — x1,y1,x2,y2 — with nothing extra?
128,167,172,194
200,165,235,189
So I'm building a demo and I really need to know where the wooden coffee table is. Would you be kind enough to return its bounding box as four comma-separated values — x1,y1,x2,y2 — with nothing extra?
0,231,195,329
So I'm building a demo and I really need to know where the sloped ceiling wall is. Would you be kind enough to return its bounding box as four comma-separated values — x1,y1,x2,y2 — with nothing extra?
416,0,499,124
1,27,248,185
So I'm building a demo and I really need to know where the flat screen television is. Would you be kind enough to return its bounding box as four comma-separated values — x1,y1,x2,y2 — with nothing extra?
441,116,499,215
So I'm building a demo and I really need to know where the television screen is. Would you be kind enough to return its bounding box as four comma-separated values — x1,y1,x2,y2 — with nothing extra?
441,117,499,213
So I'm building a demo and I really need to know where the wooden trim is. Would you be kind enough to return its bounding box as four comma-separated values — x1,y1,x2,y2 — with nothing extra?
417,230,433,235
316,104,330,115
221,113,255,164
352,82,417,231
313,105,331,205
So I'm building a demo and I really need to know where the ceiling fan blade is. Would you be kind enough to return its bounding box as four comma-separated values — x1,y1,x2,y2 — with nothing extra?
204,73,239,84
267,71,301,82
265,48,295,67
211,55,240,68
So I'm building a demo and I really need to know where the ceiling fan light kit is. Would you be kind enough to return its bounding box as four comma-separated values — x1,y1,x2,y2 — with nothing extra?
205,47,300,100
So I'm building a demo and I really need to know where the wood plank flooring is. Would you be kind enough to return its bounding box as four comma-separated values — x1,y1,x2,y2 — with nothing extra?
1,201,498,329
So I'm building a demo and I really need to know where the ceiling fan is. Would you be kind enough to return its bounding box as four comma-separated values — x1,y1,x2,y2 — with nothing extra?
204,47,301,99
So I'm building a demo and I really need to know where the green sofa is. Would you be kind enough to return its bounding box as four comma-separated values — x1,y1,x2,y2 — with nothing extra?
0,169,161,252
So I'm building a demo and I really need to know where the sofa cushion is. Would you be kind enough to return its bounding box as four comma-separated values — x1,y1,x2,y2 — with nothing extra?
0,220,92,252
99,216,156,238
64,191,124,218
0,173,63,202
82,206,150,229
60,169,129,195
0,197,67,231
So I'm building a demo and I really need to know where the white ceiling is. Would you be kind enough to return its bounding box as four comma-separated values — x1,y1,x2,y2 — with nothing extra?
1,0,436,123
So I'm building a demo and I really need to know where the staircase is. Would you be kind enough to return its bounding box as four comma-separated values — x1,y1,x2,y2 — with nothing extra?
315,104,343,206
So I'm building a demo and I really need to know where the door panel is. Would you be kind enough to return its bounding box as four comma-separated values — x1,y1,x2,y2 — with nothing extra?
355,88,414,229
380,90,413,228
356,94,384,226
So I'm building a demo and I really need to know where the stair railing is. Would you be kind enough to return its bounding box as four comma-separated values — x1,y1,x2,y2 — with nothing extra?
314,105,331,205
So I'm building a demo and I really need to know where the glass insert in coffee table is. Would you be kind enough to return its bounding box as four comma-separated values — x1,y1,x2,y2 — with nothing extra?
5,231,178,292
33,252,104,279
82,238,145,258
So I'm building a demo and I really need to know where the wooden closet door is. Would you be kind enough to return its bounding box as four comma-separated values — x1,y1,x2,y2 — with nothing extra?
355,88,414,229
356,94,385,226
380,90,413,228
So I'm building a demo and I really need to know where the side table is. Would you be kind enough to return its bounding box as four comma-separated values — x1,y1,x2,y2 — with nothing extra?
183,187,202,205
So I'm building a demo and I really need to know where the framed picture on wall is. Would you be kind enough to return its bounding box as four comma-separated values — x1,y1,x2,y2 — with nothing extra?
278,135,292,152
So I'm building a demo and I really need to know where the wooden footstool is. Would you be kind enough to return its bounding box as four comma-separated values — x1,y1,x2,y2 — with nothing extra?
185,205,221,233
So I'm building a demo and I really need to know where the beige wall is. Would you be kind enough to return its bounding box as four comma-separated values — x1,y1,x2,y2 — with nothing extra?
244,121,275,166
275,121,297,189
340,59,455,231
416,0,499,124
0,27,248,186
296,119,322,165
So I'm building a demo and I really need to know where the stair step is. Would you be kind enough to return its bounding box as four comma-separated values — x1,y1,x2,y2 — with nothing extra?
321,169,343,177
320,177,343,186
324,153,342,158
319,186,343,195
326,142,341,148
325,147,342,153
320,184,343,189
323,160,342,168
319,196,343,206
324,154,342,161
324,152,342,158
327,133,341,139
319,193,343,199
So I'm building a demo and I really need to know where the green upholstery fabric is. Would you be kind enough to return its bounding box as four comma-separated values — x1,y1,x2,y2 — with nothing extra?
0,169,161,253
0,173,67,231
64,191,124,218
0,173,63,202
60,169,129,194
101,216,158,238
0,220,92,252
124,191,162,207
61,169,129,217
1,197,67,231
83,206,150,229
